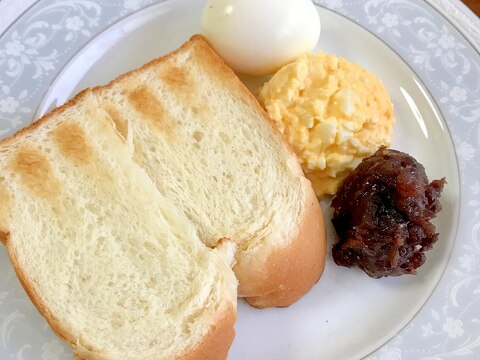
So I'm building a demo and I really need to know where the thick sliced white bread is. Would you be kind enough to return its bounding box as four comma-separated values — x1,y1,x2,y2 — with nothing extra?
0,34,326,359
95,35,326,307
0,91,237,359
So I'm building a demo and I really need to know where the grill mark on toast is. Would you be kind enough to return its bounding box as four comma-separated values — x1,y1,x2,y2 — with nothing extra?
52,118,115,184
102,103,128,142
52,122,93,165
11,146,61,199
159,65,210,115
162,65,189,88
127,86,175,133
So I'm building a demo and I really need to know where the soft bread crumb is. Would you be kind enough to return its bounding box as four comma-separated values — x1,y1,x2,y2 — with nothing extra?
1,91,237,360
0,35,326,360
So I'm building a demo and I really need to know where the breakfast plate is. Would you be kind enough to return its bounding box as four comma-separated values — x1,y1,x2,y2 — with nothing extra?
0,0,478,359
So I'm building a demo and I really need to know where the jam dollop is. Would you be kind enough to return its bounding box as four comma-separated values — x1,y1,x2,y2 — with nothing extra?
331,146,446,278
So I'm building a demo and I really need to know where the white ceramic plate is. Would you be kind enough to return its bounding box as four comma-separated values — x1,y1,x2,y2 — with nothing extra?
0,0,478,359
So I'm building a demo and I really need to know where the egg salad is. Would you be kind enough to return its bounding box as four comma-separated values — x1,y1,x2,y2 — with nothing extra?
259,52,395,197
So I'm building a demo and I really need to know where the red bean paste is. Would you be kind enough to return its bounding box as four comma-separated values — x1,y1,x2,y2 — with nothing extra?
331,147,446,278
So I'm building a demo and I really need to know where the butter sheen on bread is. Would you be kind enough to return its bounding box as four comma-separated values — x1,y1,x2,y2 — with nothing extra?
0,36,326,360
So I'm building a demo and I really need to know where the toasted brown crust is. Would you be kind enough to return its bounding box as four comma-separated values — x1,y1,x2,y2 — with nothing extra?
0,231,8,245
71,307,236,360
236,182,326,308
178,306,236,360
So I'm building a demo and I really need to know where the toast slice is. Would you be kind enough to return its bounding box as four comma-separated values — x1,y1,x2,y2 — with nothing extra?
0,35,326,359
95,35,326,307
0,90,237,360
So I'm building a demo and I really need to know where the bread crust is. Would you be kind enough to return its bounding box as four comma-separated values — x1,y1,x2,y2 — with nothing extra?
105,34,328,308
0,231,8,245
236,181,327,308
0,34,326,360
6,239,77,346
71,309,235,360
1,35,328,308
73,308,236,360
177,306,236,360
190,36,327,307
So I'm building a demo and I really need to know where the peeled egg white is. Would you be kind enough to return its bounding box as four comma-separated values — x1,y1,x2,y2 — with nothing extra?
201,0,320,76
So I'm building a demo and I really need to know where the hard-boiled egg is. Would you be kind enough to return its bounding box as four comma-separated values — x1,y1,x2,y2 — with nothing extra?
201,0,320,76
